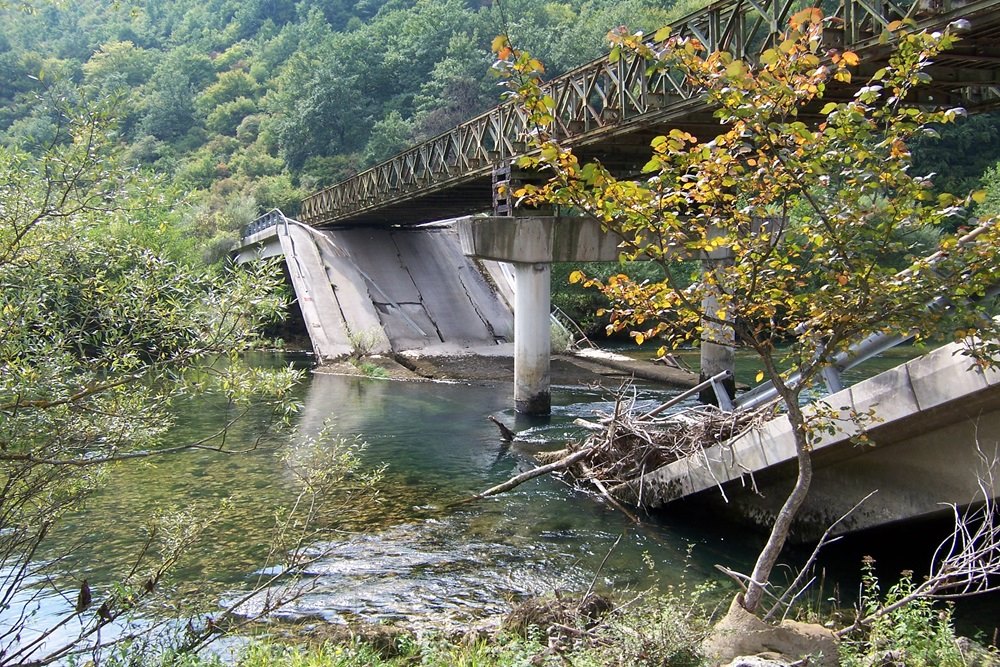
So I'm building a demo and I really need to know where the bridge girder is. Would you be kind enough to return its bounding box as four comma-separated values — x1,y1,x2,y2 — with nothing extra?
296,0,1000,229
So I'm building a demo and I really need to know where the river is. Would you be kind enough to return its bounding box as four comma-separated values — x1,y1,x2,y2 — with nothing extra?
13,347,999,656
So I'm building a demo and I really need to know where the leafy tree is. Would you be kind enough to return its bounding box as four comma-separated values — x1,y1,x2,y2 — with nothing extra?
81,40,156,90
0,93,320,664
976,160,1000,220
413,32,494,139
912,111,1000,198
206,95,258,135
497,12,1000,614
195,70,259,119
363,109,415,165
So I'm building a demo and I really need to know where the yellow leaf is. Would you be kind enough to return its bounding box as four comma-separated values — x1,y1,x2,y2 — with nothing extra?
568,270,585,284
755,370,764,383
972,190,987,204
634,332,645,345
841,51,860,66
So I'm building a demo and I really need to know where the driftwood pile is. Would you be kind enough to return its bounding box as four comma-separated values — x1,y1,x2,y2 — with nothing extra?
558,400,772,491
475,389,776,518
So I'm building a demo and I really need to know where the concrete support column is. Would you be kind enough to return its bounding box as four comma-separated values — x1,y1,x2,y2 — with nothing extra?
457,215,623,417
699,287,736,405
514,262,551,415
699,226,736,405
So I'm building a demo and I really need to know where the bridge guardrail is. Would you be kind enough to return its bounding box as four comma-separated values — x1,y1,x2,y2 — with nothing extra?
242,209,288,240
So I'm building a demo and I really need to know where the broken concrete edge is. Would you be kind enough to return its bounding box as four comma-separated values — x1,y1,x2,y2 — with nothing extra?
613,339,1000,513
307,345,701,390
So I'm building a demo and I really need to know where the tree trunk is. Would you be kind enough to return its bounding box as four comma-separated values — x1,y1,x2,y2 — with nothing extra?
741,401,813,613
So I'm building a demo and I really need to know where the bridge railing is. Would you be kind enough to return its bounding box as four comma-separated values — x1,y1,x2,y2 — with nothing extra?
242,208,290,239
298,0,984,226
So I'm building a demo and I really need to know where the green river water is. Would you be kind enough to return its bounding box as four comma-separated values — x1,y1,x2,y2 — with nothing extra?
14,347,999,655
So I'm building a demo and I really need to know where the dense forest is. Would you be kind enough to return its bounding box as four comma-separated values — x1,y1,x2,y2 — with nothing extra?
2,0,999,269
0,0,696,265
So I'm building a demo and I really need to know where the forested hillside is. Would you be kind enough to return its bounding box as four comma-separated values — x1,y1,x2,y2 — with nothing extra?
2,0,998,266
0,0,688,263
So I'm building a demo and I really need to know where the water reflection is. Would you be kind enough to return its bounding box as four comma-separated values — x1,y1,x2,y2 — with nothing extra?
235,369,753,626
19,357,760,647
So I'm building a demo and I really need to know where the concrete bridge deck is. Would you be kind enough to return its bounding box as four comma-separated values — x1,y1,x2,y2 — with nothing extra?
613,341,1000,539
236,217,513,360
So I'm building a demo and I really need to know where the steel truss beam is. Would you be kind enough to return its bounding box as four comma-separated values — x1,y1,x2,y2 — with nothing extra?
298,0,1000,228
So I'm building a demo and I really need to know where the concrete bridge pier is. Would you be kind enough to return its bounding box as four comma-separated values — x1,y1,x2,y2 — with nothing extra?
513,262,552,414
458,216,621,415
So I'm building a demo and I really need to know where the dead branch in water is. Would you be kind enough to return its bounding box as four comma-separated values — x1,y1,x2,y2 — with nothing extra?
487,415,516,442
459,448,592,504
466,385,776,517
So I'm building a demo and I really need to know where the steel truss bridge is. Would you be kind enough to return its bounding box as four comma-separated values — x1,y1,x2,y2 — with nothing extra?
297,0,1000,228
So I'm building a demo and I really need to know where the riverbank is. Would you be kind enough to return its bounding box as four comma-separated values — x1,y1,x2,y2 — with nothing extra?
205,580,1000,667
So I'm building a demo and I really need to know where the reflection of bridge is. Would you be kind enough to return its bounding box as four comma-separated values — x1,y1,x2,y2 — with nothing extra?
241,0,1000,414
298,0,1000,228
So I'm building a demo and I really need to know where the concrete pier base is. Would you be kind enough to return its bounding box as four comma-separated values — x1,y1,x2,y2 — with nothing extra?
514,262,552,415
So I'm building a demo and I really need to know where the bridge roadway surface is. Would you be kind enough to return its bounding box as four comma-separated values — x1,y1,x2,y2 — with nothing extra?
296,0,1000,228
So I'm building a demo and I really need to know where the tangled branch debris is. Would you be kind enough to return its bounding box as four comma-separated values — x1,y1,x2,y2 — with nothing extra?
472,389,777,511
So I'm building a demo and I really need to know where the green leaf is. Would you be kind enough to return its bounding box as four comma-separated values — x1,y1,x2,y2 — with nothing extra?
760,49,778,66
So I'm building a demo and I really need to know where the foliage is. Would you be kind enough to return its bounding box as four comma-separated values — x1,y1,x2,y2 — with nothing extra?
912,111,1000,199
839,559,968,667
352,361,390,379
551,260,684,336
157,582,717,666
495,11,1000,614
978,160,1000,220
0,92,373,665
0,0,691,266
